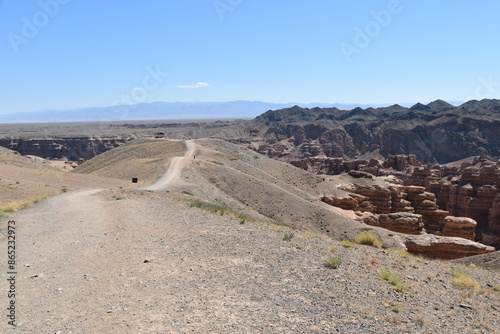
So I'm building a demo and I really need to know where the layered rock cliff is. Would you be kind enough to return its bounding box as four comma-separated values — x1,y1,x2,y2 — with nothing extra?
319,154,500,249
0,137,130,160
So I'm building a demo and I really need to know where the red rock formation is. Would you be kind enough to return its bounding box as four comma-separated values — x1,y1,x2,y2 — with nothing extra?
318,155,500,248
377,213,424,235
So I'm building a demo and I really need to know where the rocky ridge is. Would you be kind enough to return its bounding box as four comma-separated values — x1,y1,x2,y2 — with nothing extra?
229,99,500,165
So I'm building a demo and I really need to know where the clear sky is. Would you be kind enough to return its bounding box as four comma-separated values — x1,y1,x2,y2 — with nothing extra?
1,0,499,114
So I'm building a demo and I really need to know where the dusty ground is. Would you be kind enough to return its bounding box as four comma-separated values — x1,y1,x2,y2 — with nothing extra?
0,139,499,333
1,188,499,333
0,147,126,204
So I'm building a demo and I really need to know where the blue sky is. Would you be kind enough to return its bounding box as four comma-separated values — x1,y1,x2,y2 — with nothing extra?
1,0,499,114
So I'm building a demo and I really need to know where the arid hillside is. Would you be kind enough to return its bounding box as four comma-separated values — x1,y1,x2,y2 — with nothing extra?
0,145,125,209
72,138,497,260
73,139,185,185
0,138,498,333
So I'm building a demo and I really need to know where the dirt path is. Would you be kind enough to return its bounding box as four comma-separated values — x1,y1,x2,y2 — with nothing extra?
0,189,346,333
139,140,196,191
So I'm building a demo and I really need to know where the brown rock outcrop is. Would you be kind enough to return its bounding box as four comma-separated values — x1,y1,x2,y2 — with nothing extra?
355,212,423,235
377,213,424,235
405,235,495,259
439,216,477,240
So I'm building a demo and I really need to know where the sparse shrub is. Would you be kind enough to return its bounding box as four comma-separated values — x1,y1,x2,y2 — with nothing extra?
451,269,479,291
0,202,19,214
239,219,245,224
341,240,354,248
189,200,227,214
147,158,163,164
385,315,402,324
394,249,412,259
0,194,51,218
378,270,406,292
0,211,11,219
327,246,338,253
387,304,402,313
493,285,500,292
416,255,426,263
323,255,342,269
283,231,295,241
354,232,382,248
61,187,68,193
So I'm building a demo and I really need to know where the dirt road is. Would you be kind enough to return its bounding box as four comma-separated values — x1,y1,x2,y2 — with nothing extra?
1,139,498,333
0,188,349,333
140,140,196,191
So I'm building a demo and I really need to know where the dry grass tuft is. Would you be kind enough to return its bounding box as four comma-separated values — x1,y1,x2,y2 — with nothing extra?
354,231,382,248
451,269,479,291
0,194,51,217
341,240,354,248
378,269,406,292
323,255,342,269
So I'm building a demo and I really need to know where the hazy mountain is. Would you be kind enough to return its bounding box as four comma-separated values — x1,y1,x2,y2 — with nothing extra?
0,101,400,123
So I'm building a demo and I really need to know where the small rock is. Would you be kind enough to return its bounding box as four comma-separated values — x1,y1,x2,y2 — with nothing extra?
459,303,473,310
143,260,150,263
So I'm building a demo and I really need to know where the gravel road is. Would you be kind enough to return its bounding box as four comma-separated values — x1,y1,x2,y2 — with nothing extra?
140,140,196,191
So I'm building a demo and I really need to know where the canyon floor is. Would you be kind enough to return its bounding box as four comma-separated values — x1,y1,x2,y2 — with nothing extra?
0,139,499,333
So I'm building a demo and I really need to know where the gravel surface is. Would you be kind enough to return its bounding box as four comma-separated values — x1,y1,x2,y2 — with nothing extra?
1,189,499,333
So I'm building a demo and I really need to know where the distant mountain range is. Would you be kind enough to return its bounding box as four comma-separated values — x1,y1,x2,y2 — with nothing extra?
0,101,453,123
